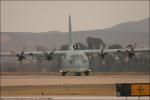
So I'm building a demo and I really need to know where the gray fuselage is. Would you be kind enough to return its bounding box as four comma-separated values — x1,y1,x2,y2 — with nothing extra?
60,50,90,73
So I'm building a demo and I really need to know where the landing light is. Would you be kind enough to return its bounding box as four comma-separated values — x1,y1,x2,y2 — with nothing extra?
60,70,63,72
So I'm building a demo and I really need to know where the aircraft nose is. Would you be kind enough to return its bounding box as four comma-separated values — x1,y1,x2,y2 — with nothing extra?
75,60,83,65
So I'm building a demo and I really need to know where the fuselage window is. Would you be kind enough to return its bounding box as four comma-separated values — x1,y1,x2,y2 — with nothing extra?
71,55,84,61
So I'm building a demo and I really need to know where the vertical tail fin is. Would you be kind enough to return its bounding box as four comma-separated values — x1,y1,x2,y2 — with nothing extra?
69,14,73,50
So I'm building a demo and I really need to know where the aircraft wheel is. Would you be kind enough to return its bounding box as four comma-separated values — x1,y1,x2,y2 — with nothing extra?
78,72,81,76
75,72,78,76
84,71,90,76
62,72,67,76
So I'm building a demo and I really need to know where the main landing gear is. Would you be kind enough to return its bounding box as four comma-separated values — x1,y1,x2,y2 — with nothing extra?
61,71,90,76
75,71,90,76
84,71,90,76
62,72,67,76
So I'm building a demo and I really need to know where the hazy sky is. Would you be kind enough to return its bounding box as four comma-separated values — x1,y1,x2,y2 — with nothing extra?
1,1,149,32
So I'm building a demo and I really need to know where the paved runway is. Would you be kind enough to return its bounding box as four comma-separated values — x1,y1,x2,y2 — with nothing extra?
1,75,149,86
1,96,150,100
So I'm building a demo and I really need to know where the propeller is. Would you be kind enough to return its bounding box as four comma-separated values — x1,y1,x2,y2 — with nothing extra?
10,47,26,62
43,48,57,61
99,49,106,59
98,45,107,64
124,43,136,62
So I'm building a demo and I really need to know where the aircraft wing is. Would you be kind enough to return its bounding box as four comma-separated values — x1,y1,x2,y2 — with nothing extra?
79,49,123,54
28,50,68,56
80,48,150,54
130,48,150,53
0,50,68,57
1,48,149,57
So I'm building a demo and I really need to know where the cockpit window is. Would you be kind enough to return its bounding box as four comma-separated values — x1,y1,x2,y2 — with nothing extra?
71,54,83,60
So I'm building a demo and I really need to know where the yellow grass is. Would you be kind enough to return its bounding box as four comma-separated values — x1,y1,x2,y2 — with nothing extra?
1,84,116,96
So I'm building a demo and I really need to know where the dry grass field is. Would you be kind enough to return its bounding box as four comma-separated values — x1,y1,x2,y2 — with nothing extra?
1,75,149,86
1,84,116,96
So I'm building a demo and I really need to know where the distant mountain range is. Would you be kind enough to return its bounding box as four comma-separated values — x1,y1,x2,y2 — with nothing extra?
1,17,149,52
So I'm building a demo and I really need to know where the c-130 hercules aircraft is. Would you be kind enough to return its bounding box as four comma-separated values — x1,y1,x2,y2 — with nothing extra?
1,15,150,76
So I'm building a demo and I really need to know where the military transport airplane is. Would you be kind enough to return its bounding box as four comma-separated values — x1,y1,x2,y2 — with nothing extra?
1,15,149,76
